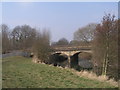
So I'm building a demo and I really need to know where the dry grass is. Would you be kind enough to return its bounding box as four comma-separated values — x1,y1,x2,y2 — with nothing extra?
68,69,118,87
32,56,39,63
32,57,118,87
55,65,118,87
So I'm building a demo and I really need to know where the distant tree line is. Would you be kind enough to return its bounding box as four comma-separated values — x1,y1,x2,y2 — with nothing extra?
51,23,97,46
1,24,51,63
51,38,91,46
2,24,36,52
51,38,69,46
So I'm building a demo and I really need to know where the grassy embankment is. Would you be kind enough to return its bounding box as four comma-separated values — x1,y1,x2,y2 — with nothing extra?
2,56,117,88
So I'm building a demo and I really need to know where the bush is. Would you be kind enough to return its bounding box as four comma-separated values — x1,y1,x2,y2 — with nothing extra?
32,30,52,63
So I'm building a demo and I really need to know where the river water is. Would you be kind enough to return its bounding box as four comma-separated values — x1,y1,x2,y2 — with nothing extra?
0,51,31,58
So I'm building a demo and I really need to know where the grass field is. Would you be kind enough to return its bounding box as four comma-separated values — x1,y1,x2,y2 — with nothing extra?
2,56,117,88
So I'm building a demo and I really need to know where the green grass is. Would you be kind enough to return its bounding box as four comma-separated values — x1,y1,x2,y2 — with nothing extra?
2,56,116,88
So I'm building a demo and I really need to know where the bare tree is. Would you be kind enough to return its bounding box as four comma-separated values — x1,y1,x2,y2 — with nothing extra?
20,25,36,50
11,25,36,51
1,24,11,53
32,29,52,63
11,26,21,49
93,14,118,80
74,23,97,43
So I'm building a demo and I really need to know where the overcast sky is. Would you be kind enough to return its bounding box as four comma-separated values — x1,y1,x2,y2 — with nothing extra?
1,2,118,42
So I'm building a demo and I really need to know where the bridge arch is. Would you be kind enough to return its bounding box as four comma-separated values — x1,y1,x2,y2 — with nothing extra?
70,52,82,68
51,51,92,67
49,52,68,67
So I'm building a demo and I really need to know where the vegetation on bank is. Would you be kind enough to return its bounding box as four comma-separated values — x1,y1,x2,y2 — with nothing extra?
2,56,117,88
73,14,118,81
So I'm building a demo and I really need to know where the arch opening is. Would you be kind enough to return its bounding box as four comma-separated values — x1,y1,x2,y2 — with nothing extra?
70,52,93,71
70,52,81,70
49,53,68,67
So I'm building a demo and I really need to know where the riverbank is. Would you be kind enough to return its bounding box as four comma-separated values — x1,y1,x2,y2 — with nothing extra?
2,56,117,88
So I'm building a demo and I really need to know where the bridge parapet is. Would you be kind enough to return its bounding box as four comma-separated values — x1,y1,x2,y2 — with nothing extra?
52,46,91,51
51,45,92,56
52,50,92,56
